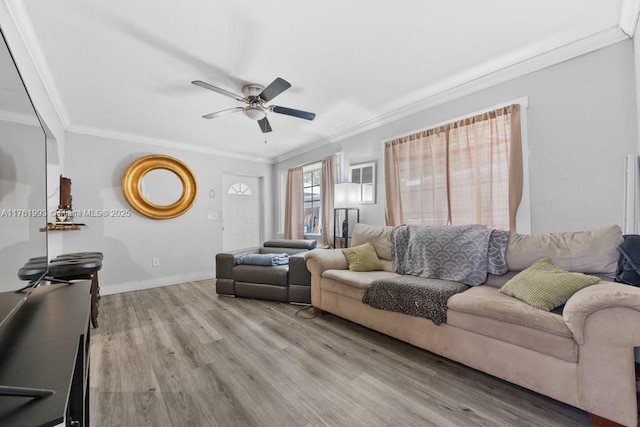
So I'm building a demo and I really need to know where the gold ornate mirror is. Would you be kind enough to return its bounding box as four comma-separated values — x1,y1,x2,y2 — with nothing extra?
121,154,197,219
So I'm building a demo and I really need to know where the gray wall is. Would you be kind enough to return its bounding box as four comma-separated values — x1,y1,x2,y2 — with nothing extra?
0,120,47,292
57,39,639,295
62,132,274,294
277,39,638,234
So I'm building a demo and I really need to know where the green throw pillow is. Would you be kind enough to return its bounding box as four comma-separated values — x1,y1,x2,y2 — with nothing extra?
342,241,384,272
500,256,599,311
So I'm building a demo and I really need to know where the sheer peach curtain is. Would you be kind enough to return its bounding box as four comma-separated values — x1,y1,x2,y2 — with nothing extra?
320,155,337,248
284,166,304,239
385,104,522,231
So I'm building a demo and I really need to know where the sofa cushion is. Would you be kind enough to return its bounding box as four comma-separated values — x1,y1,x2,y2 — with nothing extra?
321,269,400,300
351,223,394,261
447,286,573,338
233,264,289,286
500,257,600,311
447,286,578,362
342,242,384,272
322,269,400,290
506,225,622,274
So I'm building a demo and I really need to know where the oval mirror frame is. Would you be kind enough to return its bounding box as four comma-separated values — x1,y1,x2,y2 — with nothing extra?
122,154,197,219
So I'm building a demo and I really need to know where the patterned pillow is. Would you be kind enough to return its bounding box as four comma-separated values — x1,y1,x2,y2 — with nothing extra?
500,257,599,311
342,242,384,272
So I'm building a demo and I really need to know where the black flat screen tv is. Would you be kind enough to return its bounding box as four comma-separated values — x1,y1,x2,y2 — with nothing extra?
0,25,48,396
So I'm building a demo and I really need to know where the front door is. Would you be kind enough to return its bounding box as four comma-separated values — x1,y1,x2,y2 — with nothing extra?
222,174,261,252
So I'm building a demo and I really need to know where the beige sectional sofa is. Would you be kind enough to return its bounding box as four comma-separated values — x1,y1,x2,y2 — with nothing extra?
305,223,640,426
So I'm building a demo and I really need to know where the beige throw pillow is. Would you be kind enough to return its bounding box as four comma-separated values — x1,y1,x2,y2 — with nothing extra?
342,242,384,272
500,257,599,311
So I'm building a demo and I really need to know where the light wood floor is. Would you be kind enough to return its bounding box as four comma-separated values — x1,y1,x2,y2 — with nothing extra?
90,280,591,427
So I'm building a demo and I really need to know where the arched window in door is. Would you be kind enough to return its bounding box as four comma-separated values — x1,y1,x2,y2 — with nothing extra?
228,183,252,195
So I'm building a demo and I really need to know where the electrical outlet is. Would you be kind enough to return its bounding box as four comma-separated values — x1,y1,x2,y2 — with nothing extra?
152,258,160,267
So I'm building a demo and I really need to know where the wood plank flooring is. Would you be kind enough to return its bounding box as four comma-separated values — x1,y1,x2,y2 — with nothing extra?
90,280,591,426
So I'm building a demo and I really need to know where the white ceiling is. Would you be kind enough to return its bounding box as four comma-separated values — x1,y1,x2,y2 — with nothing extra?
3,0,636,162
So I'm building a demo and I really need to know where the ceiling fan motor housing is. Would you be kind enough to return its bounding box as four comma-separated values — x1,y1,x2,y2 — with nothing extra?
242,84,264,99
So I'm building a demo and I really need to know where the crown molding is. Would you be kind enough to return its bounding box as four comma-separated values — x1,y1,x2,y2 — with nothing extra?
619,0,640,37
2,0,70,128
277,25,627,164
0,109,40,126
67,124,274,164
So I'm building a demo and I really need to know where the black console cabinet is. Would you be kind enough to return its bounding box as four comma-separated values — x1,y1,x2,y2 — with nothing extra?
0,281,91,426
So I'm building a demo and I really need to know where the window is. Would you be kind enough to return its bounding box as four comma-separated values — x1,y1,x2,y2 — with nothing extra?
228,183,252,195
350,162,376,203
303,165,322,234
384,104,522,231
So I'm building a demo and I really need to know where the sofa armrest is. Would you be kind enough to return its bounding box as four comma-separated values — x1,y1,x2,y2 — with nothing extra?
305,249,348,274
215,253,236,280
215,250,255,278
305,249,348,308
289,252,310,286
564,282,640,345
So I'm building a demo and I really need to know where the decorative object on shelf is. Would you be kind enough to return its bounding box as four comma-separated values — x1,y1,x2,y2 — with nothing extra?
121,154,197,219
209,189,216,199
56,175,74,223
334,182,360,248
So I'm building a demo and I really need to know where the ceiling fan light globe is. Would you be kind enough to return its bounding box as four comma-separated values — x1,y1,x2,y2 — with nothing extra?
243,106,266,121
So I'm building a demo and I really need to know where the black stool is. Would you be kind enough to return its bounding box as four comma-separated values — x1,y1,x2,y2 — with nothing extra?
17,260,48,290
17,253,104,328
54,252,103,261
49,253,103,328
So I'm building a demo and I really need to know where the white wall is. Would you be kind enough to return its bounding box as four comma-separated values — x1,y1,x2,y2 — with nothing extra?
62,132,274,294
277,39,638,234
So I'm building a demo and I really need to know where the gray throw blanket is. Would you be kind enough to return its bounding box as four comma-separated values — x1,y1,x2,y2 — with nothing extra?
237,253,289,266
392,225,509,286
363,276,469,325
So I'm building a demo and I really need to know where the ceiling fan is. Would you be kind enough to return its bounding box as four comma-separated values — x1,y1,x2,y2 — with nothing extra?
191,77,316,133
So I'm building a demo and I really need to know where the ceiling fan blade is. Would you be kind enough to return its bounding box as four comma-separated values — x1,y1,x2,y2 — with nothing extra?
271,105,316,121
258,77,291,102
192,80,245,102
202,107,243,119
258,117,272,133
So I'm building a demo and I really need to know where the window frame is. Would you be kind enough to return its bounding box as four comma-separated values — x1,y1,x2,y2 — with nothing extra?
349,162,376,204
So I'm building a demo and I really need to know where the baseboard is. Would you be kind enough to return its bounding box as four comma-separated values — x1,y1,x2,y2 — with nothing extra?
100,272,215,295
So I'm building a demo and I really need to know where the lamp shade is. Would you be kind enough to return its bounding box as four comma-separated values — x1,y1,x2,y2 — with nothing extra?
334,182,360,208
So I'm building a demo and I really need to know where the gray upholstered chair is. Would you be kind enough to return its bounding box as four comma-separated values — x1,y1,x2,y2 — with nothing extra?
215,239,317,304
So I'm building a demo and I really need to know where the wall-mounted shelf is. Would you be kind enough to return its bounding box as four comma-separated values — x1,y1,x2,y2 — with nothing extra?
40,223,87,232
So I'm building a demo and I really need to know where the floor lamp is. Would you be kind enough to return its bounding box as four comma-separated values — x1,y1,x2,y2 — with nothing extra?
334,183,360,248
